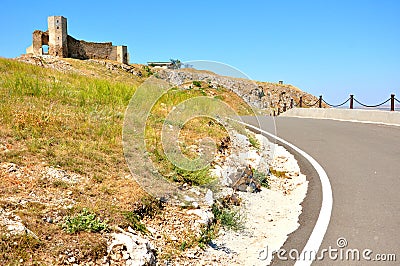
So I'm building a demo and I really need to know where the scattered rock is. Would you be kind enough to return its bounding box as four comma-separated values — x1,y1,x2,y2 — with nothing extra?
0,208,38,238
231,165,261,193
107,229,156,266
220,193,241,207
42,166,81,184
205,137,308,265
16,55,73,72
5,163,20,173
186,209,214,226
204,189,214,206
67,256,76,263
191,201,199,209
218,136,231,154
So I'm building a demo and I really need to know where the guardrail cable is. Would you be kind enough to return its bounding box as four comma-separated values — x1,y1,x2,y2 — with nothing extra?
284,94,397,114
322,98,350,108
353,97,391,108
303,99,320,107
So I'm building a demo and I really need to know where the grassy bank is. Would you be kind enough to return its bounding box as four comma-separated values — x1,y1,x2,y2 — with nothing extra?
145,80,253,186
0,57,147,263
0,58,256,263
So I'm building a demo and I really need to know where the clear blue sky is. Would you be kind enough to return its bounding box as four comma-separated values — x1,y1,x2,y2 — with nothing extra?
1,0,399,104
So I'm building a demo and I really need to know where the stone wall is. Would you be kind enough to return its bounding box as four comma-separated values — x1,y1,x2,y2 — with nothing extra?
67,36,117,61
26,30,49,55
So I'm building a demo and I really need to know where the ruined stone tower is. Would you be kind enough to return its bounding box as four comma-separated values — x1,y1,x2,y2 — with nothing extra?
26,16,129,64
48,16,68,57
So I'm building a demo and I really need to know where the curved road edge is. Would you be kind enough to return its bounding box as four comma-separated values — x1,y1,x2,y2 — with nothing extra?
239,121,333,266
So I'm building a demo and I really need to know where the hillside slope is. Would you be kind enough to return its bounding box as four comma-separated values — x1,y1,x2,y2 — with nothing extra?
0,56,149,264
153,67,322,112
0,56,252,264
0,55,319,264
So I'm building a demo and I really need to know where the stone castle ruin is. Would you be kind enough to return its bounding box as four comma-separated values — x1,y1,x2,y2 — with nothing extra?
26,16,128,64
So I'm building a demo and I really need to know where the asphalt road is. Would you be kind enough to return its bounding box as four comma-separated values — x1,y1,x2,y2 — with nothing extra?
243,116,400,265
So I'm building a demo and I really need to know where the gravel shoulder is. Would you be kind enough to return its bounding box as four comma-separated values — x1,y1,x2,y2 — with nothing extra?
202,132,309,266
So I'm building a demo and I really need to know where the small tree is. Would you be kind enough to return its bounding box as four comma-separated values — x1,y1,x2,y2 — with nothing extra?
170,59,182,69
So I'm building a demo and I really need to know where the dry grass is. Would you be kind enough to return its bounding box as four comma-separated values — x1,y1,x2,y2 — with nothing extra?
0,58,256,263
145,82,253,186
0,57,147,264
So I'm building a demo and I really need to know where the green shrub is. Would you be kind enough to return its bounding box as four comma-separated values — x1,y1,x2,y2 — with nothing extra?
122,197,163,234
196,203,244,249
197,223,218,248
122,211,148,234
253,169,270,189
173,165,214,186
192,81,201,87
142,65,153,77
248,134,261,150
63,208,109,233
212,203,244,231
179,240,193,251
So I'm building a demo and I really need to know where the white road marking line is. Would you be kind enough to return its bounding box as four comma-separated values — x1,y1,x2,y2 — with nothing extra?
239,121,333,265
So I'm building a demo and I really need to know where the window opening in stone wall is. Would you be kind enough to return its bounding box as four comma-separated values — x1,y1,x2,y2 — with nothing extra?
42,45,49,54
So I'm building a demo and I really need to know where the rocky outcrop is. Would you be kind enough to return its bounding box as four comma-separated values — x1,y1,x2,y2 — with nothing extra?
87,59,142,76
0,208,38,238
14,55,146,78
16,54,74,71
107,227,157,266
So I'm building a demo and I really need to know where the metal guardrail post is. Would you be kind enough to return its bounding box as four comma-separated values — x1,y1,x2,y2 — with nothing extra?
350,95,354,109
299,96,303,108
391,94,395,111
319,95,323,108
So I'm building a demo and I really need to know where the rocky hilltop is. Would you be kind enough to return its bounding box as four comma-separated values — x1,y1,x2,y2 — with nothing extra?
153,68,320,112
16,55,320,113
